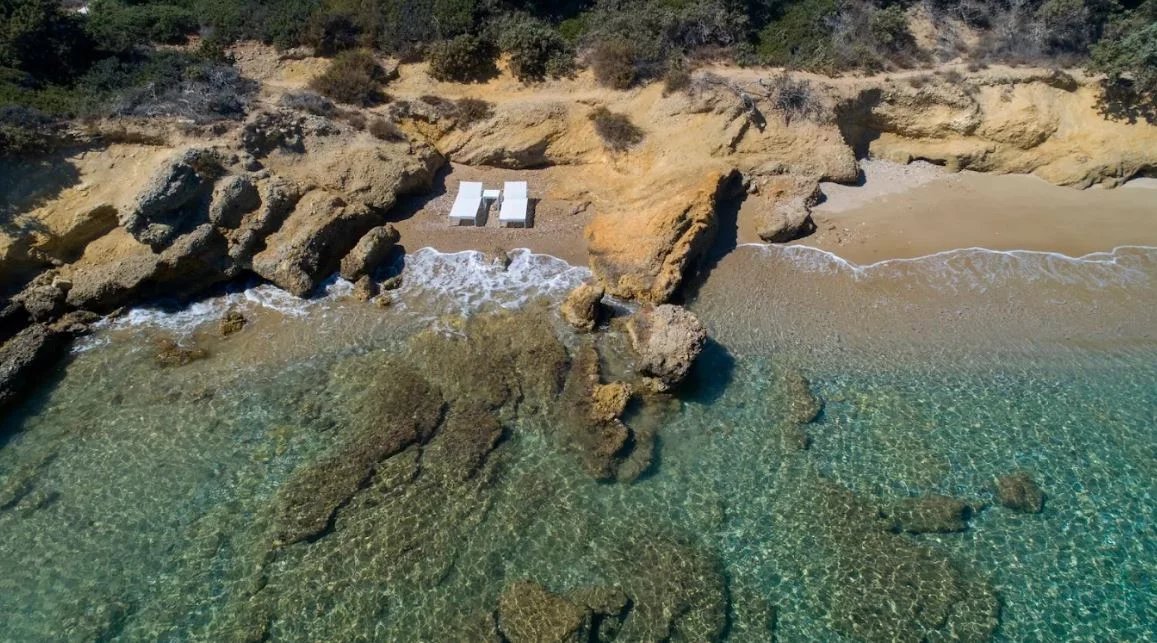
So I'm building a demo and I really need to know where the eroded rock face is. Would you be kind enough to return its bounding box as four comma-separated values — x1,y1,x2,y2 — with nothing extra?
560,282,605,332
996,472,1045,513
339,224,400,281
121,148,225,250
626,304,707,392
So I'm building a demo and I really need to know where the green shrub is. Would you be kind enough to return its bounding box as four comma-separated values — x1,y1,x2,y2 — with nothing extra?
85,1,200,53
0,0,94,82
427,35,499,82
662,60,692,96
869,5,915,54
589,106,643,151
1089,9,1157,115
309,49,386,106
755,0,839,69
590,38,637,90
307,12,363,56
498,18,574,82
0,105,64,156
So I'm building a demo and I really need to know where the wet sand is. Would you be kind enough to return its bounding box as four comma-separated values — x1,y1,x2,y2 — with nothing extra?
792,164,1157,264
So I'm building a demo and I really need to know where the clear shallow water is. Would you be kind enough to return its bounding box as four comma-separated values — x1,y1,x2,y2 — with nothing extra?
1,246,1155,640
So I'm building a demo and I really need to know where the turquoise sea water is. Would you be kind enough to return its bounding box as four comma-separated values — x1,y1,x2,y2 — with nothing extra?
0,246,1155,641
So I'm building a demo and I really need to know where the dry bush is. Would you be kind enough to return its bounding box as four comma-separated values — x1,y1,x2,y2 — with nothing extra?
368,118,406,142
767,73,828,124
279,91,336,117
339,110,367,130
590,38,637,90
589,106,644,151
309,49,386,106
454,97,494,126
662,61,692,96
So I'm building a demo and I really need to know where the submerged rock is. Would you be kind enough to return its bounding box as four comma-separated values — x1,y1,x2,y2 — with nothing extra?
560,282,605,332
339,224,400,281
498,581,591,643
153,338,209,368
996,472,1045,514
885,495,974,534
625,304,707,392
219,309,247,337
590,381,632,423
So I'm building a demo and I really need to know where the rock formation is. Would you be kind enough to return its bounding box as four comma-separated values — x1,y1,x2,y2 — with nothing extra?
884,495,976,534
339,224,400,281
559,282,605,332
996,471,1045,513
625,304,707,392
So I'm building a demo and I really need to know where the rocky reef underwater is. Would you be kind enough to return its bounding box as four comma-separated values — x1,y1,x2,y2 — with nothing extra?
1,240,1155,642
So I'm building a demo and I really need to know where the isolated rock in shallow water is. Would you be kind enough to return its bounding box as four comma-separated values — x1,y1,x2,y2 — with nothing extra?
122,147,224,250
498,581,591,643
752,175,822,243
219,309,247,337
626,304,707,391
352,275,378,301
340,224,400,281
884,495,974,533
996,472,1045,513
560,282,605,331
0,324,71,410
153,338,208,368
591,381,632,422
781,368,823,425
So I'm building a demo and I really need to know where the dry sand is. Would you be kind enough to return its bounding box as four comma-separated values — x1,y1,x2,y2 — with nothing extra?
390,163,594,266
789,161,1157,264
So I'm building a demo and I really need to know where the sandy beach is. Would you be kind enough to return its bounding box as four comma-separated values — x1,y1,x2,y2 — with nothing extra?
783,161,1157,264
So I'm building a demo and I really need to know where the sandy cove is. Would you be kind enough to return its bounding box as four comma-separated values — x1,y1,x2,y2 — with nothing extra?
2,43,1157,397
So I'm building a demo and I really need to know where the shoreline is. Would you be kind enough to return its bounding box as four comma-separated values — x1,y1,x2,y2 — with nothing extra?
779,161,1157,264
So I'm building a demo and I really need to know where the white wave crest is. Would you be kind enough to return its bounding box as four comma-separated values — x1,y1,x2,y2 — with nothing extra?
739,243,1157,292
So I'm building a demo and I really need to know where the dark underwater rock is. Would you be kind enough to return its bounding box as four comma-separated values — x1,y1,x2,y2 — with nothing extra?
219,309,247,337
498,581,591,643
153,338,208,368
996,472,1045,513
885,495,974,534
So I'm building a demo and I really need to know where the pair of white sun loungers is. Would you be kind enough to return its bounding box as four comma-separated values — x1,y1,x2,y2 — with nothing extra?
448,181,529,227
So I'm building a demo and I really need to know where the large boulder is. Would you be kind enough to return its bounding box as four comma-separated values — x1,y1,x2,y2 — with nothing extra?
121,147,224,250
751,175,822,243
207,174,261,228
559,282,605,331
625,304,707,392
0,324,71,411
339,224,400,281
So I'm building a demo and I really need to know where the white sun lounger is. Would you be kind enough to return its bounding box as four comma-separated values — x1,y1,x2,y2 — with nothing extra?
498,181,529,227
449,181,484,225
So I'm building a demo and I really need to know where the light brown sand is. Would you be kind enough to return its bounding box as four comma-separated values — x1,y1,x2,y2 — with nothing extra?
390,164,593,266
792,166,1157,264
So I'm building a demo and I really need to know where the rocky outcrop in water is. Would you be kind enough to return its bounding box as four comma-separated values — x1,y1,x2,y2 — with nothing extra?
996,471,1045,513
625,304,707,392
497,581,593,642
884,495,976,534
560,282,605,332
0,322,79,412
339,224,400,281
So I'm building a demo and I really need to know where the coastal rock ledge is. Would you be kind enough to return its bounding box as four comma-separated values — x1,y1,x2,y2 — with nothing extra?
626,304,707,392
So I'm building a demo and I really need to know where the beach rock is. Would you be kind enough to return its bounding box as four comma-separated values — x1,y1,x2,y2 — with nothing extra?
560,282,605,332
497,581,591,643
885,495,974,534
381,275,403,291
625,304,707,391
219,309,247,337
352,276,378,301
0,324,71,411
122,147,224,250
241,110,306,156
588,172,734,303
996,472,1045,513
488,247,512,270
225,175,302,265
339,224,400,281
14,283,68,322
250,191,373,296
154,338,209,368
207,175,260,228
591,381,632,422
752,175,822,243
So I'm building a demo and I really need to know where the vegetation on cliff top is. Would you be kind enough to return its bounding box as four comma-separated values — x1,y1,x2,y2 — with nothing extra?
1,0,1156,154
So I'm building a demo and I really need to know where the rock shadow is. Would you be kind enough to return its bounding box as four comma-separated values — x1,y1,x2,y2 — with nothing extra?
835,88,884,160
1095,79,1157,126
0,150,83,228
676,173,744,305
384,163,453,223
680,338,736,406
